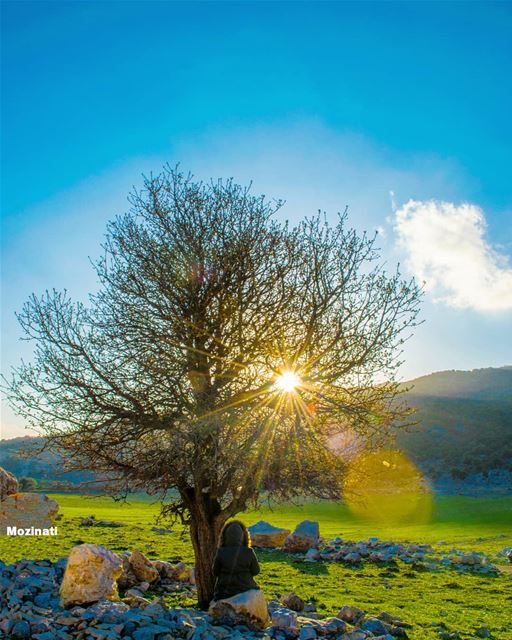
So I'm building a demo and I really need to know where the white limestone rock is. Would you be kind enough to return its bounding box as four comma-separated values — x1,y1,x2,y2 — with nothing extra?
60,543,122,607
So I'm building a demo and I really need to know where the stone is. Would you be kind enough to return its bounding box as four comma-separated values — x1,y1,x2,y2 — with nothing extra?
80,515,125,528
0,466,19,499
171,561,190,582
34,592,52,608
343,552,361,564
284,521,320,552
271,607,298,631
59,543,122,607
304,548,321,561
133,627,174,640
151,526,173,534
337,605,365,624
360,617,390,635
209,588,269,629
247,520,291,548
299,627,318,640
317,617,347,635
32,633,56,640
11,620,31,639
130,549,160,583
0,492,59,534
281,592,305,611
118,553,139,589
152,559,176,580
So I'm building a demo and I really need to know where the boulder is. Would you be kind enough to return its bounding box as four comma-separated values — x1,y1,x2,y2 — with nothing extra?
337,605,365,624
152,559,176,580
152,559,191,583
247,520,291,548
360,617,390,635
209,588,269,629
60,543,122,606
129,549,160,583
118,553,138,589
0,493,59,534
281,592,305,611
170,561,190,582
272,607,298,631
284,520,320,552
0,467,18,500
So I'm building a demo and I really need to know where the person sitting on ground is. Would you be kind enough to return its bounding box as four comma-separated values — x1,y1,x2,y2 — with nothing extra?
212,520,261,601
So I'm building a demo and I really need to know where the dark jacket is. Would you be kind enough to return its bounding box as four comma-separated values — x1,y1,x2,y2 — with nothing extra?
212,522,260,601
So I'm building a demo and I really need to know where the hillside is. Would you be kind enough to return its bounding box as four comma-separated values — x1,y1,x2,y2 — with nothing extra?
1,366,510,493
397,366,512,487
0,436,96,490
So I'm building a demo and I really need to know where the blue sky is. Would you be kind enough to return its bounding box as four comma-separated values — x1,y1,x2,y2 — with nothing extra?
1,1,511,438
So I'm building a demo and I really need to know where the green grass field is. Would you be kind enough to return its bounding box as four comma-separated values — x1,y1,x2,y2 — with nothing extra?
1,495,511,639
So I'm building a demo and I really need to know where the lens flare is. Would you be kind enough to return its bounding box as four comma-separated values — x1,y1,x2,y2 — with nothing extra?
274,371,301,393
343,449,433,525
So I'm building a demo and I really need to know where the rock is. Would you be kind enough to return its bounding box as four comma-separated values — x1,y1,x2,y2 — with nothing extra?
360,617,390,635
378,611,412,629
272,607,298,631
34,592,52,608
118,553,139,589
151,526,173,534
133,626,175,640
123,588,151,607
129,549,160,583
340,633,368,640
299,626,318,639
0,466,19,500
281,593,305,611
343,552,361,564
80,515,125,527
11,620,31,639
209,588,269,629
317,617,347,635
59,543,122,606
0,492,59,534
247,520,291,548
152,559,176,580
284,521,320,552
337,605,365,624
171,561,190,582
304,548,321,561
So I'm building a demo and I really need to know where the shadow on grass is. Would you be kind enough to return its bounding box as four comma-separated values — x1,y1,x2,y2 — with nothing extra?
257,549,329,575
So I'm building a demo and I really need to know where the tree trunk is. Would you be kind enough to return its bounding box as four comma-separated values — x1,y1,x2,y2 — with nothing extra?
189,498,226,609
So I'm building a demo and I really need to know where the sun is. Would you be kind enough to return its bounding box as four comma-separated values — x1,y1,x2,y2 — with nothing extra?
274,370,302,393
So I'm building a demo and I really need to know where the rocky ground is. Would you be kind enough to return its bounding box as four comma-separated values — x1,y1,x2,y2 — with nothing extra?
1,532,509,640
295,536,503,575
0,553,415,640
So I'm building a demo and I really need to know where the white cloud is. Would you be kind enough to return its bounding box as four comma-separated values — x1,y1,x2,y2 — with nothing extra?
394,199,512,312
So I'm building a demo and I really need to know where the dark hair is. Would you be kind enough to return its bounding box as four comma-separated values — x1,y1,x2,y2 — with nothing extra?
219,520,251,548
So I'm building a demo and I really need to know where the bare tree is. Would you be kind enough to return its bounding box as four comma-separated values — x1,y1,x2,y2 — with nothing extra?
5,167,422,606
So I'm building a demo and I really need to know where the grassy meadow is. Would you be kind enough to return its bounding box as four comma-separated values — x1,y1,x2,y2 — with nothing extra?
1,494,511,639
